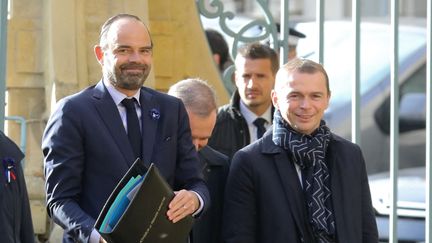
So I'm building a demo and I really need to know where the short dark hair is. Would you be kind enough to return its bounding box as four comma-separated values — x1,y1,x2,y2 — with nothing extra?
237,42,279,75
282,58,330,93
99,13,153,50
205,29,230,72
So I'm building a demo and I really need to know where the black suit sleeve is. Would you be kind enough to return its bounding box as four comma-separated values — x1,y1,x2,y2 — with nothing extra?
42,98,95,242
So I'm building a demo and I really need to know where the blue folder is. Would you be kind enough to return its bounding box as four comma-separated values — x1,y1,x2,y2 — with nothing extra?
99,175,144,232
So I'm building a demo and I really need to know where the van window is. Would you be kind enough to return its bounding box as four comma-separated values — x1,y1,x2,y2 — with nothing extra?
401,64,426,95
374,64,426,134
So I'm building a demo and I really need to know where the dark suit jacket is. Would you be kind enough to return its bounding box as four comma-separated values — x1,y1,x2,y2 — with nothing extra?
191,146,229,243
0,131,34,243
223,130,378,243
42,80,209,242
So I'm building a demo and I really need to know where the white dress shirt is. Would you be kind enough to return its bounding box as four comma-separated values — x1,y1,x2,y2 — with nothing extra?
239,100,272,143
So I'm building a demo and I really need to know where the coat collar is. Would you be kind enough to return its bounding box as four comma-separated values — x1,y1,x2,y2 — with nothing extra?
0,131,24,162
260,133,315,241
327,136,348,242
198,146,228,167
228,90,276,122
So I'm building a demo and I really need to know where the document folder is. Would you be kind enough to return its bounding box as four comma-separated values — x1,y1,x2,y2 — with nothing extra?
94,158,194,243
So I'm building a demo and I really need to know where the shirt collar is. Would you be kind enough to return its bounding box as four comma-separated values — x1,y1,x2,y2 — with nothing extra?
239,100,272,126
103,79,141,106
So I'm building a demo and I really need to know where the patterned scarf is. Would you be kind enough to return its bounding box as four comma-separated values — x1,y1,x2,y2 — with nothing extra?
272,110,336,242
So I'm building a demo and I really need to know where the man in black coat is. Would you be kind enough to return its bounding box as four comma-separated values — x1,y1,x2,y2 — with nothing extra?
223,59,378,242
169,78,229,243
0,130,35,243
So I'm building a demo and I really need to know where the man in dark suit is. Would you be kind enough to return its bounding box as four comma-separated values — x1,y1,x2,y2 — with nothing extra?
222,58,378,242
168,78,229,243
42,14,209,243
0,131,34,243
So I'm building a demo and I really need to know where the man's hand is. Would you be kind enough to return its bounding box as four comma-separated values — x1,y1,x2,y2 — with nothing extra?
166,189,199,223
99,236,107,243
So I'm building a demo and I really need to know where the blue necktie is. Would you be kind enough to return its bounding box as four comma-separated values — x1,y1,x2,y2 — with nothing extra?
253,118,267,139
122,98,142,159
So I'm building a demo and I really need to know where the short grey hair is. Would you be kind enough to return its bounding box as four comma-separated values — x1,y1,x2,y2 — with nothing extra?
168,78,217,117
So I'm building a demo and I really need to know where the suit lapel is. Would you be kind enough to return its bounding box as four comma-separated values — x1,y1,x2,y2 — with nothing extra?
328,145,347,242
273,151,312,240
139,88,159,167
92,81,135,166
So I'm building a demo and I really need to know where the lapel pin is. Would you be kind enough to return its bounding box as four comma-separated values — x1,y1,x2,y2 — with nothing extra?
3,157,16,183
149,108,160,120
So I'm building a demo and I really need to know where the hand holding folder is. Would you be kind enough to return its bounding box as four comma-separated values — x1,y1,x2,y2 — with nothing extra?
94,159,194,243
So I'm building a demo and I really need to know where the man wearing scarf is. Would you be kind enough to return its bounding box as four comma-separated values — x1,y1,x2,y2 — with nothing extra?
222,58,378,243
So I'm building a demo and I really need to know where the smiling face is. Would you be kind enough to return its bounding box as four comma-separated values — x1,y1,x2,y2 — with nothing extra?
94,18,153,96
235,56,276,116
272,69,330,135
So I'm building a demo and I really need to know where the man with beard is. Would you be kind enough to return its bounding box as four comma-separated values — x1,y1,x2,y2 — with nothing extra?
208,43,279,159
42,14,209,243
